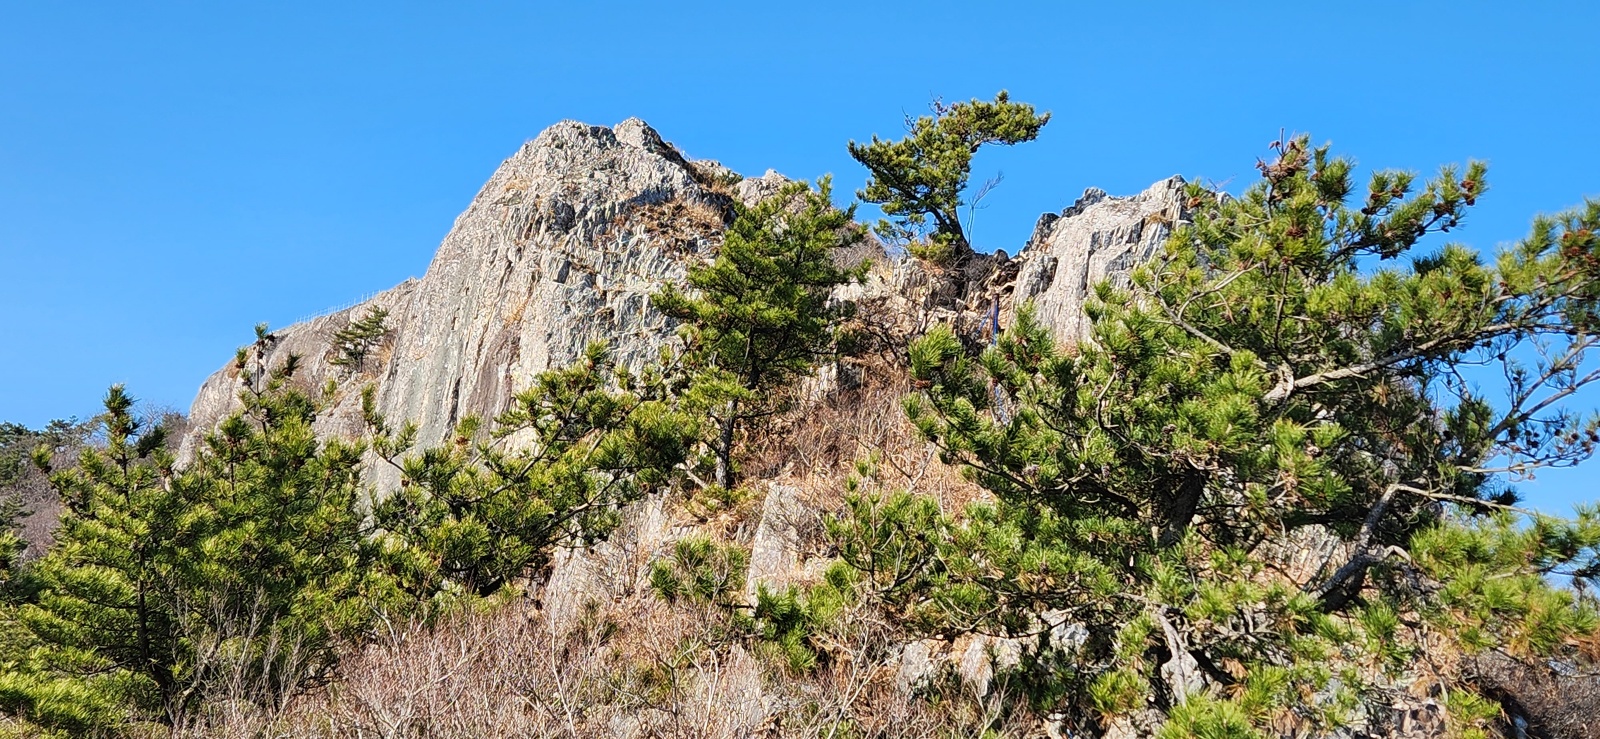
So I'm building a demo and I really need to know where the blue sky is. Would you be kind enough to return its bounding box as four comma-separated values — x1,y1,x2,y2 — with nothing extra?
2,2,1597,509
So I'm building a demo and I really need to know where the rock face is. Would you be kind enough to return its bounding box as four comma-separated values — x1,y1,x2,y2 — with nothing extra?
182,116,1186,487
1010,176,1189,342
174,116,1207,733
744,484,806,602
543,492,675,631
183,118,728,484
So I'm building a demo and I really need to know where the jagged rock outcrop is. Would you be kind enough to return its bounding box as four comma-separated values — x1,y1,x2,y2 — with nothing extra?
183,117,1186,488
184,118,730,485
179,113,1194,649
171,115,1280,737
1011,176,1189,341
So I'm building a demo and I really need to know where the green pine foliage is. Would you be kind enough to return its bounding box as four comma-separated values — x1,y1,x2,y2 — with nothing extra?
330,306,391,374
1410,508,1600,654
649,535,749,607
0,496,21,589
748,566,858,675
648,534,858,675
848,91,1050,264
841,136,1600,734
371,342,700,602
824,453,949,627
652,177,867,487
0,357,391,732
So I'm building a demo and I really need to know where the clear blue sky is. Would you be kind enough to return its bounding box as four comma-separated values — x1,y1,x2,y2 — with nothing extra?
2,2,1597,508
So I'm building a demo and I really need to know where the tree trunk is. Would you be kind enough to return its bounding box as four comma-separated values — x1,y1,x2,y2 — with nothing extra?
714,403,736,488
1158,470,1205,548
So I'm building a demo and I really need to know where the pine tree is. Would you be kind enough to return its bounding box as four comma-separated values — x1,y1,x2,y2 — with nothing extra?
652,177,867,487
370,342,699,601
0,494,23,590
6,385,180,731
848,91,1049,264
330,305,391,374
170,351,389,698
848,136,1600,734
2,352,390,731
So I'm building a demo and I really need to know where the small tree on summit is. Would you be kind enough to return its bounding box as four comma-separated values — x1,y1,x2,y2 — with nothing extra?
653,178,867,488
848,91,1050,265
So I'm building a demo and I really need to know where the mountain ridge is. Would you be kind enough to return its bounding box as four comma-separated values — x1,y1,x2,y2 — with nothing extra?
180,117,1188,488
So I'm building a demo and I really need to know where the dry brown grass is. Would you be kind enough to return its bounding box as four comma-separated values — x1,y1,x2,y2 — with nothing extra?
743,346,988,524
1466,650,1600,739
620,193,730,254
204,591,1026,739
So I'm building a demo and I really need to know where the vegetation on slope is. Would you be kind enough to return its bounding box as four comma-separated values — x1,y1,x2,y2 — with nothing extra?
3,98,1599,738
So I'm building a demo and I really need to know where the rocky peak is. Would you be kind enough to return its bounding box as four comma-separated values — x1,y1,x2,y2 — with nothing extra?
182,118,728,474
181,117,1189,491
1009,175,1189,341
171,118,1205,719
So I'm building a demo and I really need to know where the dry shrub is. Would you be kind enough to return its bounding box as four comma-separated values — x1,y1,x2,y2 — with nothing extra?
1466,650,1600,739
277,606,597,738
225,589,1033,739
620,193,730,253
12,492,60,563
263,590,773,739
831,235,887,275
744,346,988,521
685,161,741,200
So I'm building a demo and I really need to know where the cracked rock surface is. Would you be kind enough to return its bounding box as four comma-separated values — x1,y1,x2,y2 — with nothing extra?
183,117,1185,490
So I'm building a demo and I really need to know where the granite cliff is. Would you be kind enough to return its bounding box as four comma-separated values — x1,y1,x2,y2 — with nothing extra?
181,118,1187,488
164,118,1600,739
174,118,1210,736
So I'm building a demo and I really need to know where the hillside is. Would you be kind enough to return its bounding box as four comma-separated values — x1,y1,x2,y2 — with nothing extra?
170,117,1206,736
6,111,1600,739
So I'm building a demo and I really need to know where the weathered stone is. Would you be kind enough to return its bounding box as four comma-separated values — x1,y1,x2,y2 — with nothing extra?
1104,709,1165,739
735,169,790,206
1255,522,1354,587
182,118,730,492
951,612,1086,699
689,643,768,733
1155,608,1206,704
606,713,643,739
1039,610,1089,653
1010,176,1188,343
544,492,673,633
895,639,941,695
745,483,806,602
957,634,1023,697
